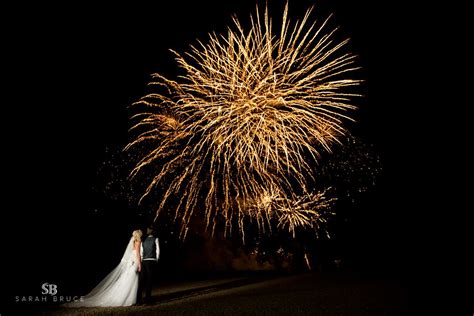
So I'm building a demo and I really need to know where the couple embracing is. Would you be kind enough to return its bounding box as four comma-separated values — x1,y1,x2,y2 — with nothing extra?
66,227,160,307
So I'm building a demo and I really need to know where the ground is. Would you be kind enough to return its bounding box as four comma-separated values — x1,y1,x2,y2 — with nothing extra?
15,271,400,316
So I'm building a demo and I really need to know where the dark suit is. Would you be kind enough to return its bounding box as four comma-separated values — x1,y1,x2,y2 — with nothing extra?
137,235,160,304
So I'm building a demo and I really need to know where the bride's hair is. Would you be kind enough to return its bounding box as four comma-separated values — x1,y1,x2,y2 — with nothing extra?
132,230,143,243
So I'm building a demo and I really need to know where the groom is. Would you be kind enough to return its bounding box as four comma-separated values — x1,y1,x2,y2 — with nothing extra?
137,227,160,305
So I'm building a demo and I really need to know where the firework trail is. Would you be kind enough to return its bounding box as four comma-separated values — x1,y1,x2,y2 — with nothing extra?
126,3,361,239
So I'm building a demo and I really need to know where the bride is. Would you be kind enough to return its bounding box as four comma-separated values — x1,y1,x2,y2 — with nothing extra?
65,229,142,307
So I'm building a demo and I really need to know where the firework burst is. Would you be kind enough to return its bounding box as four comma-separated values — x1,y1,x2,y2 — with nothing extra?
126,3,361,239
246,186,337,238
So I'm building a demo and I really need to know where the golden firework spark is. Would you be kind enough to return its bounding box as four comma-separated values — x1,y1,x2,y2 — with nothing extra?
126,3,361,239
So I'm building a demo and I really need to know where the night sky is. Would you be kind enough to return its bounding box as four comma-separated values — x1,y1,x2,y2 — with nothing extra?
2,0,408,308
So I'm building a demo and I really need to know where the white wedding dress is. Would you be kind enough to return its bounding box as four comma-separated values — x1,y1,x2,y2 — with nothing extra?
65,237,140,307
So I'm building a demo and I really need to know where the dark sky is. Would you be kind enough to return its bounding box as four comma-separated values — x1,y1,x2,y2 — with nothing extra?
2,0,407,305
